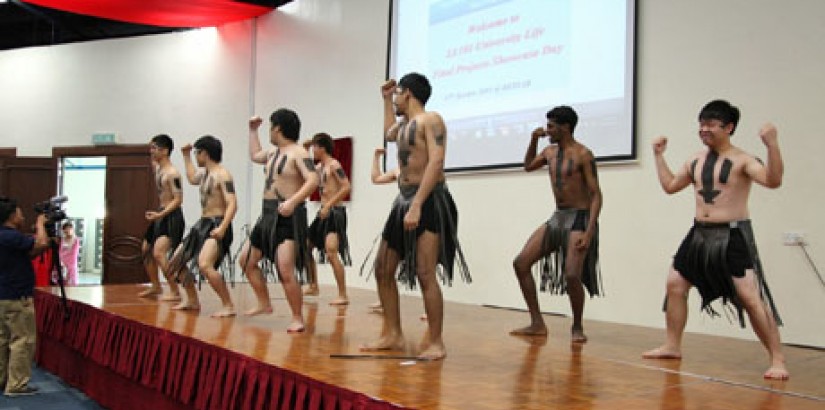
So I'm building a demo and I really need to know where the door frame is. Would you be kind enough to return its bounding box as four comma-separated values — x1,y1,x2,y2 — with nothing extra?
53,143,151,197
53,144,150,157
53,144,155,284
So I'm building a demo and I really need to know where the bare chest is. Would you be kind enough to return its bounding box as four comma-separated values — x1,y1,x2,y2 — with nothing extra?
690,152,746,204
396,120,427,169
318,166,330,193
546,149,585,191
264,150,298,181
154,170,164,192
199,173,221,208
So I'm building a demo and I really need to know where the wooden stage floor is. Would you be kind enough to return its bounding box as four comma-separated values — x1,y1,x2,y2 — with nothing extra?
40,284,825,410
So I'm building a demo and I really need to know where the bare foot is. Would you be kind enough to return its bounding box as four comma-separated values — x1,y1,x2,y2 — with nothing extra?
763,363,789,380
360,334,405,351
286,320,305,333
138,287,161,298
210,307,237,318
368,301,383,314
160,293,182,302
329,297,349,306
509,324,548,336
571,327,588,343
642,346,682,359
303,286,319,296
368,302,383,314
417,342,447,361
244,305,273,316
172,302,200,311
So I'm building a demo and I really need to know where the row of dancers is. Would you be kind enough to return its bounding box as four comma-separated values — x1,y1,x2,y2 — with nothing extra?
138,72,788,377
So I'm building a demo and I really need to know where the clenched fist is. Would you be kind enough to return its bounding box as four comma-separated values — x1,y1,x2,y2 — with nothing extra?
759,123,778,147
651,136,668,155
249,116,263,131
381,79,397,99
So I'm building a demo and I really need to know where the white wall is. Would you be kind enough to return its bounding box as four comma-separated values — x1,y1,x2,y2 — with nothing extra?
1,0,823,347
0,22,256,229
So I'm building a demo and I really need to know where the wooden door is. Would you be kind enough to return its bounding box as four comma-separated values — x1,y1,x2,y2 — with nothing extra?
0,157,7,198
102,153,157,284
0,156,58,232
0,149,18,199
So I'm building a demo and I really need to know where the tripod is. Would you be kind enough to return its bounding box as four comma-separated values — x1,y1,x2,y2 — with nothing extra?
48,231,70,321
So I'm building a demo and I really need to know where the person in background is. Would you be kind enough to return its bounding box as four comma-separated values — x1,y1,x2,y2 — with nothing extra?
59,221,80,286
303,132,353,305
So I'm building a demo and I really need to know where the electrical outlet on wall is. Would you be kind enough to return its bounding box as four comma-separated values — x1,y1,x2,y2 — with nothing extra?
782,231,806,246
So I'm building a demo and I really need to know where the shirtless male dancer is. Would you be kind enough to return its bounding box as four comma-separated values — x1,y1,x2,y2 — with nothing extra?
140,134,185,301
642,99,788,380
362,73,470,360
303,133,352,305
238,110,318,332
511,106,603,343
168,136,237,317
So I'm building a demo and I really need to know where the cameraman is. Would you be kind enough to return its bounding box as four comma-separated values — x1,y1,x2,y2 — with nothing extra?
0,196,49,396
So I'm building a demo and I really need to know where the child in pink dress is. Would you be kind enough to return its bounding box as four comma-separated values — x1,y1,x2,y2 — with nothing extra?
59,222,81,286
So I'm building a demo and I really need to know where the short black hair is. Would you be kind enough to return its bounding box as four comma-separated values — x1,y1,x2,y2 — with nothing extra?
0,196,18,224
546,105,579,133
398,73,432,106
194,135,223,163
151,134,174,154
699,99,740,135
62,221,73,229
312,132,334,156
270,108,301,142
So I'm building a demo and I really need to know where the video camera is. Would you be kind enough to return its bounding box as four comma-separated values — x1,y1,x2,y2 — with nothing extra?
33,194,71,320
33,195,69,236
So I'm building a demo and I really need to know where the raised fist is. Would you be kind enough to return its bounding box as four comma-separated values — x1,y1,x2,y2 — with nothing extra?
381,79,397,99
651,136,668,154
759,123,778,147
374,147,386,156
531,127,547,139
249,116,263,131
181,144,193,155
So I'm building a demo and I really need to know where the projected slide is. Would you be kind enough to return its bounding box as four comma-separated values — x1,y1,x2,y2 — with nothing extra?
388,0,636,171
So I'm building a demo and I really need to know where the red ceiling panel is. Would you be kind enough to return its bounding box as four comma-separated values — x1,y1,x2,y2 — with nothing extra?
22,0,274,28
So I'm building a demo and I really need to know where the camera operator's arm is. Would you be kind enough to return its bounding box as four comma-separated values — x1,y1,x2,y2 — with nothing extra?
29,214,50,256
